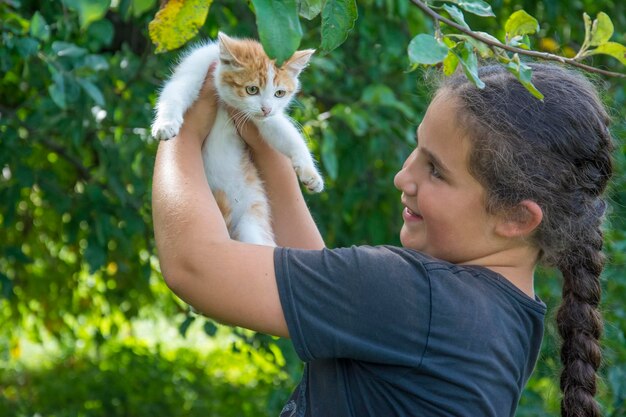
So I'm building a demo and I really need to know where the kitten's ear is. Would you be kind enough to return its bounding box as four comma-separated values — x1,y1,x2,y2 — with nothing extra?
283,49,315,77
218,32,242,67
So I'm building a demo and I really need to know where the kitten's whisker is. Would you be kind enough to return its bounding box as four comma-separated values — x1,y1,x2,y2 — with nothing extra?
227,111,247,132
289,117,307,134
226,111,240,125
235,112,254,135
233,113,247,132
291,119,304,131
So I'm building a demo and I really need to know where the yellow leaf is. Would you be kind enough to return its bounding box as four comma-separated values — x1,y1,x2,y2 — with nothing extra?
106,261,118,275
148,0,212,53
539,37,559,53
10,341,20,359
589,12,613,47
589,42,626,65
443,51,459,76
562,46,577,58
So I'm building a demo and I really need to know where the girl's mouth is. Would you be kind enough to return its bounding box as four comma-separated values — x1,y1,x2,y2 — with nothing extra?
403,207,423,222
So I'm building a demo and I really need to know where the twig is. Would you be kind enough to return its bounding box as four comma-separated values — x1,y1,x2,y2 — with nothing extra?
411,0,626,78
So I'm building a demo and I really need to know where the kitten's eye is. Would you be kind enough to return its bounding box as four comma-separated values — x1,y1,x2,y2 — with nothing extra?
245,86,259,95
274,90,286,98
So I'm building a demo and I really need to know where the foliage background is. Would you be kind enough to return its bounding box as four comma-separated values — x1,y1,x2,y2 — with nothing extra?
0,0,625,416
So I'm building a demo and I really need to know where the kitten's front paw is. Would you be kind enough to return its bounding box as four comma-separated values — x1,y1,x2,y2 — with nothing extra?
295,165,324,193
151,119,182,141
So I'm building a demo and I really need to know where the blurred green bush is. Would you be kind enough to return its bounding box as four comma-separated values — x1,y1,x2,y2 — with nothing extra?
1,337,293,417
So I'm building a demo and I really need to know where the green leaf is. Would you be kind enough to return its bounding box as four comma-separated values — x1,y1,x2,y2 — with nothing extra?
298,0,323,20
505,56,544,100
148,0,212,53
87,19,114,46
588,42,626,65
84,239,107,273
131,0,157,17
78,78,105,106
63,0,111,29
48,71,67,109
14,37,39,57
320,0,358,53
52,41,88,57
203,320,218,336
362,84,396,106
30,11,50,41
321,129,338,181
178,315,195,337
252,0,302,66
118,0,133,19
443,4,469,29
451,34,493,58
0,272,14,299
505,9,539,38
445,0,494,17
331,104,368,136
408,34,449,65
48,84,67,110
455,42,485,88
361,85,413,117
589,12,613,46
508,34,531,49
83,54,110,71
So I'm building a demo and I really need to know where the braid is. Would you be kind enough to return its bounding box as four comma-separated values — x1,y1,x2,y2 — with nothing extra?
556,203,606,417
440,63,614,416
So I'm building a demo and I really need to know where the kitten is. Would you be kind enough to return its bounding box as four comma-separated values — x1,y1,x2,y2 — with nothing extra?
151,32,324,246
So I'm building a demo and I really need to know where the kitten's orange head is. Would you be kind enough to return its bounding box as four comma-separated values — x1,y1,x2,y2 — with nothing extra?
215,32,314,119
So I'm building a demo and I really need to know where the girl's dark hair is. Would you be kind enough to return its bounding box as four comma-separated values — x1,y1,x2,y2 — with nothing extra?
440,63,613,417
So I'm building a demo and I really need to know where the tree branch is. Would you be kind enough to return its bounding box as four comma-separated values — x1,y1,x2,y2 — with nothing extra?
38,136,142,211
411,0,626,78
40,137,92,181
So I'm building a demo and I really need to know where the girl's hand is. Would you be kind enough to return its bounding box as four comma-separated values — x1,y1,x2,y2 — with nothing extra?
178,64,219,146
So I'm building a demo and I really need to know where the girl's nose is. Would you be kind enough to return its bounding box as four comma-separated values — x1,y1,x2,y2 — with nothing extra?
394,151,418,196
394,164,418,196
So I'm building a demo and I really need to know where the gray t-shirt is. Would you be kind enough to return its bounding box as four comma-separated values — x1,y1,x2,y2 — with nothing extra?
274,245,546,417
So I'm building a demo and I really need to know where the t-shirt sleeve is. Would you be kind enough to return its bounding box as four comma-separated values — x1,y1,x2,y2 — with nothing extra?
274,245,432,366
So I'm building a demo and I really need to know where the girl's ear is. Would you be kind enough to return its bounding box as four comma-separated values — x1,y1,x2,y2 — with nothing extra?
283,49,315,77
217,32,242,67
495,200,543,238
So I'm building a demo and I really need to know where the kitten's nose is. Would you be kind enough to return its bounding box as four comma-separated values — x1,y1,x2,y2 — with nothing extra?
261,106,272,116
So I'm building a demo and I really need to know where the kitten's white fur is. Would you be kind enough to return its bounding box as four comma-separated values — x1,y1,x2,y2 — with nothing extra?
151,33,323,246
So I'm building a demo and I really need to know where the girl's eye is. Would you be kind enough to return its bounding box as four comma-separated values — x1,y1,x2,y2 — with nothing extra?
428,162,443,180
246,86,259,95
274,90,286,98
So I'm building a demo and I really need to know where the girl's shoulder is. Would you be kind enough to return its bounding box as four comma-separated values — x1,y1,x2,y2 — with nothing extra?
376,245,547,315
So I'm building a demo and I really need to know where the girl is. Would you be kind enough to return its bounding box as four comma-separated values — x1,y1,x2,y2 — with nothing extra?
152,63,613,417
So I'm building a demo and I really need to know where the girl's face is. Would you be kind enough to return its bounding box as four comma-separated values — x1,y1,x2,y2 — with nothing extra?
394,93,503,264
